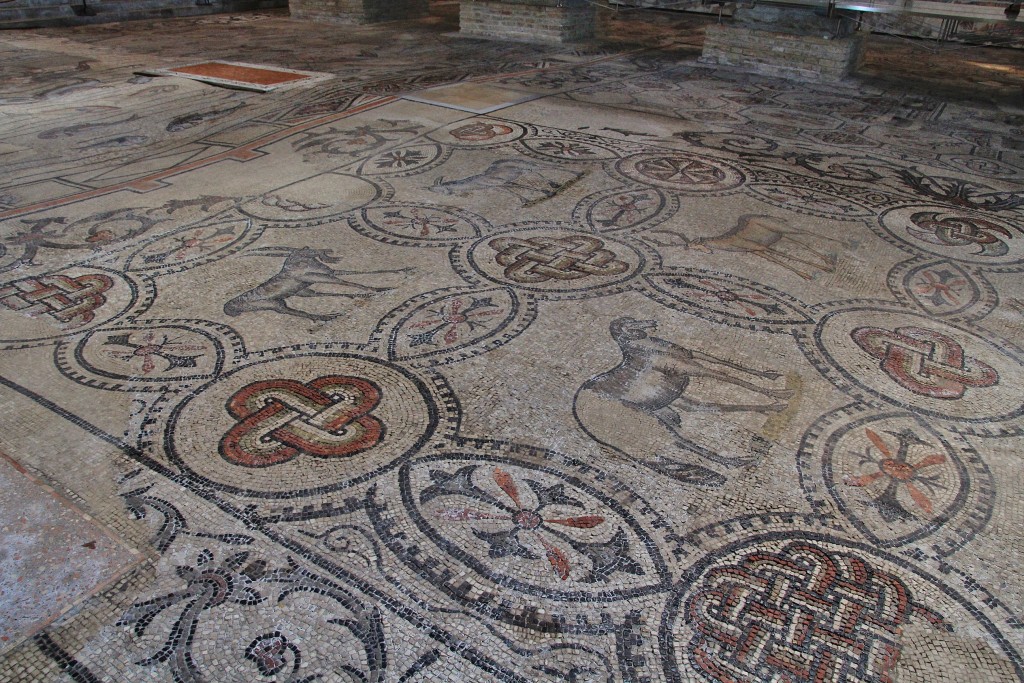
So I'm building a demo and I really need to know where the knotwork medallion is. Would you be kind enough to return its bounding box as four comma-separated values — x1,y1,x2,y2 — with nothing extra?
220,375,384,467
662,533,1024,683
850,326,998,399
0,267,147,348
877,204,1024,270
0,273,113,329
491,235,628,283
798,303,1024,434
164,353,446,497
463,226,643,296
677,540,946,682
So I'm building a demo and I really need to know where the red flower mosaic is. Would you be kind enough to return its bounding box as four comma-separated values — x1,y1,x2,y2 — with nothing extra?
436,467,604,580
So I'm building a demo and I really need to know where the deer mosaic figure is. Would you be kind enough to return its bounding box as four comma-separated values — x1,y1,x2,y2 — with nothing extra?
223,246,410,321
648,214,844,280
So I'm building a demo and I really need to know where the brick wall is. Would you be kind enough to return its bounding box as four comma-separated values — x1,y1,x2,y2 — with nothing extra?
701,24,865,82
460,0,595,43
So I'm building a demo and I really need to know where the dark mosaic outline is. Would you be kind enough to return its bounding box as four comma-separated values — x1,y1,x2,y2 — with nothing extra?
639,267,816,334
874,203,1024,273
796,299,1024,437
124,212,263,276
238,173,392,229
346,202,491,248
455,221,652,301
374,285,539,367
158,350,452,499
887,257,999,322
393,450,673,603
571,185,680,235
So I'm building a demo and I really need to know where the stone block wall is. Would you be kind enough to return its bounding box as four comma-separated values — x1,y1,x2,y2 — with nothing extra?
460,0,596,43
701,24,865,82
290,0,427,23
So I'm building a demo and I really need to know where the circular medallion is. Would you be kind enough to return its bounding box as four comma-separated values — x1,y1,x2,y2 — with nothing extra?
348,203,488,247
357,143,448,178
127,213,259,274
673,131,779,156
614,152,745,195
797,405,993,553
877,204,1024,270
888,258,997,321
662,533,1023,683
381,286,536,366
463,225,643,297
641,268,814,333
165,353,442,497
56,319,241,392
395,453,670,603
573,186,678,234
239,173,385,227
518,137,619,162
0,267,149,348
425,119,527,147
799,304,1024,433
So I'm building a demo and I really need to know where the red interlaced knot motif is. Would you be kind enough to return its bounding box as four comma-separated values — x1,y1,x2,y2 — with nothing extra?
851,326,998,399
220,375,384,467
685,541,947,683
0,274,114,328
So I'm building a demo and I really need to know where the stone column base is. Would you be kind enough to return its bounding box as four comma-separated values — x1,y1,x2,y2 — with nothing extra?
290,0,427,24
701,16,865,82
460,0,596,44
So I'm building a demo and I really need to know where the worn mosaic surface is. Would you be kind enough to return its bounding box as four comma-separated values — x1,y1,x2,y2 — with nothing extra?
0,6,1023,682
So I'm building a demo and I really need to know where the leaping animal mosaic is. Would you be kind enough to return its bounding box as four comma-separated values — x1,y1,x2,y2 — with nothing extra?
429,159,584,206
223,246,412,321
648,214,845,281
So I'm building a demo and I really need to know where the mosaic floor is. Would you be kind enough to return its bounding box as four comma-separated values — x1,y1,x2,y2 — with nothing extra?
1,6,1023,681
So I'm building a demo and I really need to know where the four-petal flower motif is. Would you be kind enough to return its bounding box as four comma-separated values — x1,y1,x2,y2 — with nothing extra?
434,467,614,581
844,428,948,521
